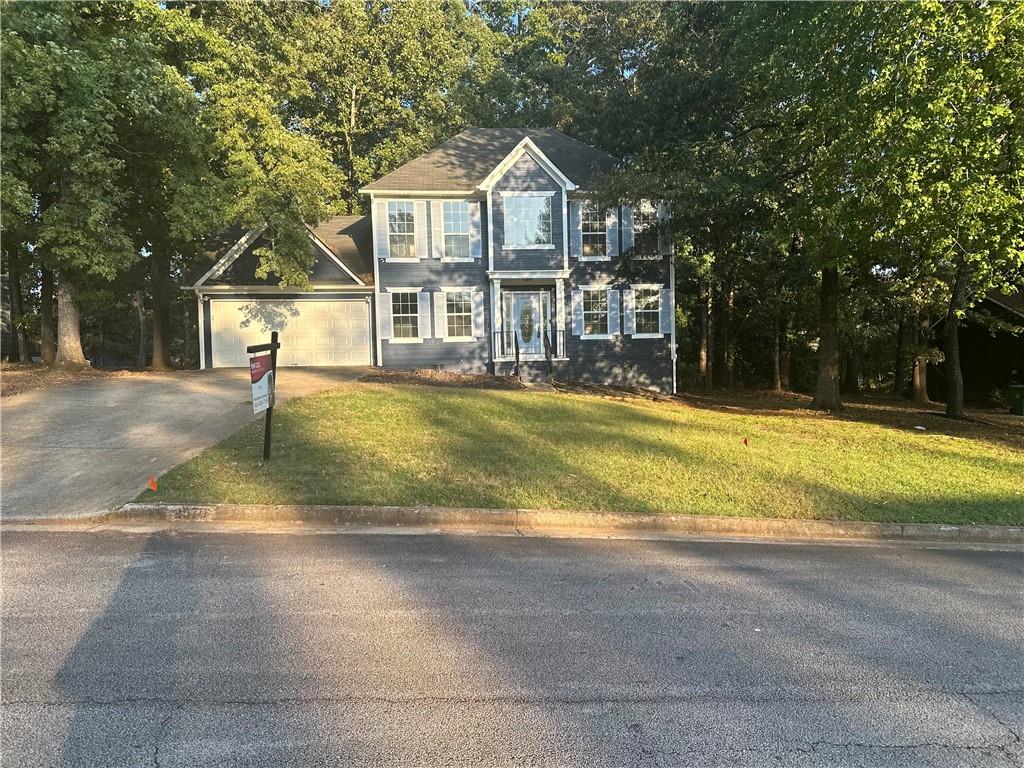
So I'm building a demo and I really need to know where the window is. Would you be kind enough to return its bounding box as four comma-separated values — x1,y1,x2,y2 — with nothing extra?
443,201,470,260
634,287,662,335
632,201,659,259
583,289,609,336
445,290,473,339
388,201,415,259
504,196,552,247
391,291,419,338
581,203,606,259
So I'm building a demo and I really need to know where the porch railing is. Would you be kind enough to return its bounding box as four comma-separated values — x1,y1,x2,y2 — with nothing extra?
493,328,564,361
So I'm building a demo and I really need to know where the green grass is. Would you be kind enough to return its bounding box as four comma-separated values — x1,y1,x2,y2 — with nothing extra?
146,383,1024,525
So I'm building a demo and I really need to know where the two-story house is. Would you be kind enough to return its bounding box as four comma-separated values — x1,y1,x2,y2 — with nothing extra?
187,128,677,393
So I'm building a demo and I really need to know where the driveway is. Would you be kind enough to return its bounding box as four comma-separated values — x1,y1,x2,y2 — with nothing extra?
1,368,367,519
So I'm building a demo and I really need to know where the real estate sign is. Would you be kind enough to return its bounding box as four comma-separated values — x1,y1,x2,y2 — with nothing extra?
250,353,275,414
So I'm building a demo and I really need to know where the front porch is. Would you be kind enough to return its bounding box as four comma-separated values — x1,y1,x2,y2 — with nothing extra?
490,281,566,363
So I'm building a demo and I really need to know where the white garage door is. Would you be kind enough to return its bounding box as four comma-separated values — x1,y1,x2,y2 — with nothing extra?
210,298,372,367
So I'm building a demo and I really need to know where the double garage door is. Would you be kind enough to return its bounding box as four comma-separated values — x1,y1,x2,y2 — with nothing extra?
210,298,372,367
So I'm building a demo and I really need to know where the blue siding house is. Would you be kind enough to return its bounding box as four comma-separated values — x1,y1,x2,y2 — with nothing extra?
189,128,677,393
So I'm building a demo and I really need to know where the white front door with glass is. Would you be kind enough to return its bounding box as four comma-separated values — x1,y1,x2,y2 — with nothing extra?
502,291,550,359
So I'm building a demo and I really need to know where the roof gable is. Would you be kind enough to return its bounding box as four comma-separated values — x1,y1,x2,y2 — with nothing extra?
188,215,374,289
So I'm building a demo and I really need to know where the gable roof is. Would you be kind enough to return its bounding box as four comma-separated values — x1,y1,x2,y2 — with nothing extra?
360,128,618,193
187,215,374,289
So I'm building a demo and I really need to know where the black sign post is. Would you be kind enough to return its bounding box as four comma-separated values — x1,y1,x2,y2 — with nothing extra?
247,331,280,462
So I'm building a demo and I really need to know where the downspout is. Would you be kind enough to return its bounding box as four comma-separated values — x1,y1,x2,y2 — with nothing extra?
370,193,384,367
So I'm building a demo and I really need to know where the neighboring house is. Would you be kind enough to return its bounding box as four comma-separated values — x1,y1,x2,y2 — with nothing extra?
930,289,1024,405
188,128,677,392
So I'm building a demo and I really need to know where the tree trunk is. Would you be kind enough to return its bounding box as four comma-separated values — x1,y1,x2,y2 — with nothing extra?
40,267,56,365
7,263,24,361
841,349,860,395
779,315,791,391
699,281,714,393
723,287,735,388
54,275,88,368
944,268,968,418
133,290,147,369
893,316,908,395
812,265,841,411
912,310,931,404
772,314,782,393
150,252,172,370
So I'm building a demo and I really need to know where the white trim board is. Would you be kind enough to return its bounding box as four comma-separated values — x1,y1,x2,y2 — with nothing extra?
189,226,266,289
306,227,366,285
478,137,576,192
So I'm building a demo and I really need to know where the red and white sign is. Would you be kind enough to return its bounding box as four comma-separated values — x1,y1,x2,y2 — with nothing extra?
250,353,275,414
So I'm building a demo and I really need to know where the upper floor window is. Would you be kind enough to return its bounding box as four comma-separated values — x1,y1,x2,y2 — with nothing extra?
504,196,552,248
445,290,473,339
391,291,419,338
443,201,470,260
581,203,606,259
582,288,609,336
633,201,660,259
634,287,661,335
388,201,415,259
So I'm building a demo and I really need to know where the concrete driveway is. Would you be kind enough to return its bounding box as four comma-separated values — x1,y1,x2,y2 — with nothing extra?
1,368,367,519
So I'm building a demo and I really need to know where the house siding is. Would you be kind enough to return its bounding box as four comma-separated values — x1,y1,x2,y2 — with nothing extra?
491,154,565,272
563,239,674,393
377,199,492,373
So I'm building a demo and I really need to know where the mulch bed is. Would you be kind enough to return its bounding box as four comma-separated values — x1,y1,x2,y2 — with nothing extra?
0,362,147,398
359,368,525,390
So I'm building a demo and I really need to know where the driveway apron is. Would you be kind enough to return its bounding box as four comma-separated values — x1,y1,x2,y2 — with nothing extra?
1,368,364,519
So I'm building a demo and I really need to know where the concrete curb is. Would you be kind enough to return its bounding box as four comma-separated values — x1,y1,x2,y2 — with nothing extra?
50,503,1024,545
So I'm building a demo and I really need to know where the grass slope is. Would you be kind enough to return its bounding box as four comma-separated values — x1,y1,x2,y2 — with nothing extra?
147,384,1024,525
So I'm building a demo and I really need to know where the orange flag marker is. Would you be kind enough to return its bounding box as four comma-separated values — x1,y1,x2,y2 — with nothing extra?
147,476,158,492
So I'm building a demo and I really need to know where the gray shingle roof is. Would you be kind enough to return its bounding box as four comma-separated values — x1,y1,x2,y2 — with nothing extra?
361,128,619,192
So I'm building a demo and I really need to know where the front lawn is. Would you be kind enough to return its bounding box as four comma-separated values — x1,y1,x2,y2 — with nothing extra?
146,383,1024,525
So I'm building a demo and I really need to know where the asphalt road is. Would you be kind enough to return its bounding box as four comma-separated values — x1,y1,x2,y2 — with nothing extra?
0,368,366,519
2,529,1022,767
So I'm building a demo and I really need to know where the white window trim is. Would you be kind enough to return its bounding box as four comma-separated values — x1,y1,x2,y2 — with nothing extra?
440,200,473,262
631,200,662,260
498,190,556,197
580,284,613,341
631,283,663,338
388,287,424,344
386,200,417,262
502,194,554,250
579,202,610,262
440,288,475,342
478,138,576,192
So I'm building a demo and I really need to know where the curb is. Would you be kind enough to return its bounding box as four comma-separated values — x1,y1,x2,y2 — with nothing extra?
45,503,1024,545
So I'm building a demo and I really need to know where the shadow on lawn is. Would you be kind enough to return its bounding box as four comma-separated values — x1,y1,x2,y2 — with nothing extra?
673,388,1024,452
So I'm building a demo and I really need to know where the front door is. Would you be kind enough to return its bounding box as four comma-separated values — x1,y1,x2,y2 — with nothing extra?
512,292,544,357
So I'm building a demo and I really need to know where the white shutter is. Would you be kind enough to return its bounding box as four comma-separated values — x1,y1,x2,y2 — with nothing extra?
605,208,619,258
417,291,431,338
657,201,671,256
608,289,620,335
374,200,390,260
414,201,428,259
571,289,583,336
621,206,635,255
469,201,482,259
622,288,636,336
431,201,444,259
433,291,447,339
472,290,485,338
378,293,392,339
660,288,673,334
570,201,583,259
